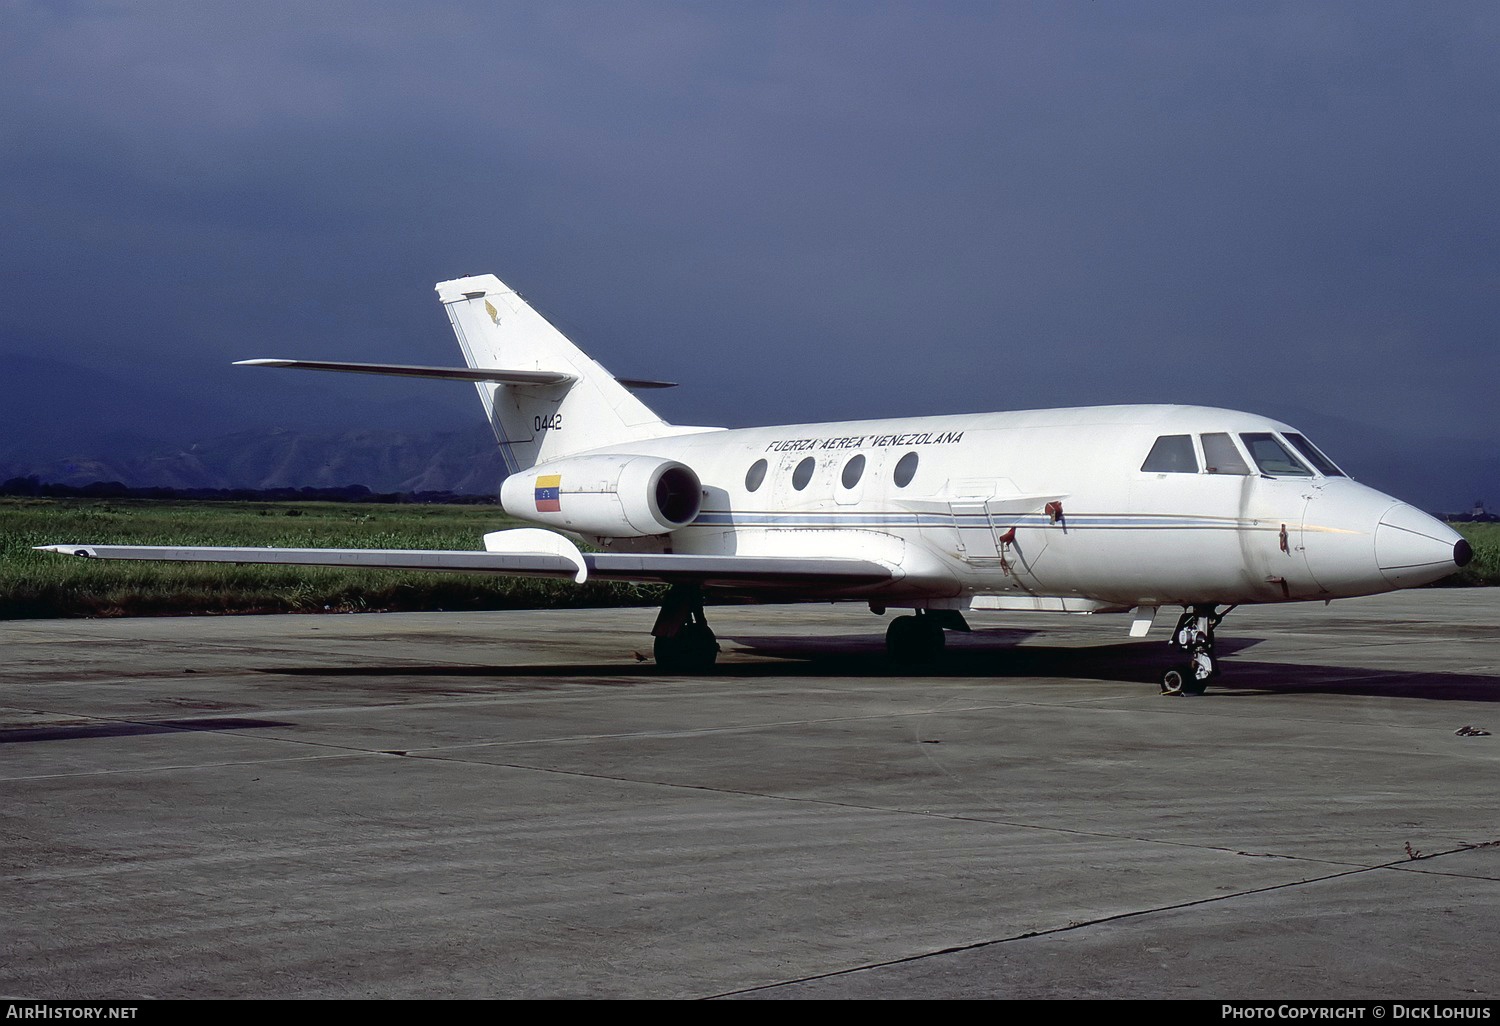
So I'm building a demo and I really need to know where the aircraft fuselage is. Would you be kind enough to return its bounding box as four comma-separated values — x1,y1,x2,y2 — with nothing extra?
530,403,1467,612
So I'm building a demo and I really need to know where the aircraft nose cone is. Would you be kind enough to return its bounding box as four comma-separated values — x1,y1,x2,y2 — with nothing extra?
1375,503,1467,587
1455,538,1474,568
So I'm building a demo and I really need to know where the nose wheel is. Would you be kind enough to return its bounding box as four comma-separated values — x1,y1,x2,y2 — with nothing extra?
1161,605,1232,695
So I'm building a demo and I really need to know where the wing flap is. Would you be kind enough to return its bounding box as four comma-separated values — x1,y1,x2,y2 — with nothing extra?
588,553,893,590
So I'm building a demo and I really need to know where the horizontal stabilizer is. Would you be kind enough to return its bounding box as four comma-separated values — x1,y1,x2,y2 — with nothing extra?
36,544,894,593
236,358,675,390
612,377,678,389
234,359,577,386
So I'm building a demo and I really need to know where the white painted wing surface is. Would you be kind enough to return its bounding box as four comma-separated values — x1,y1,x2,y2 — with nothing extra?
34,545,894,593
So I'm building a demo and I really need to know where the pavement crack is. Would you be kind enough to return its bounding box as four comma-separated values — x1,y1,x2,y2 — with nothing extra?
705,841,1499,998
702,858,1415,999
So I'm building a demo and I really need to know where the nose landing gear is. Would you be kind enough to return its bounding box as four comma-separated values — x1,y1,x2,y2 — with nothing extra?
1161,605,1233,696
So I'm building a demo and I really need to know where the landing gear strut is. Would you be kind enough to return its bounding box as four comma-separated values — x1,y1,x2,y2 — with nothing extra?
1161,604,1233,696
652,583,720,672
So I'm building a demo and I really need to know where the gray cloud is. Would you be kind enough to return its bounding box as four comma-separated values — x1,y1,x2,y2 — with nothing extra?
3,0,1496,506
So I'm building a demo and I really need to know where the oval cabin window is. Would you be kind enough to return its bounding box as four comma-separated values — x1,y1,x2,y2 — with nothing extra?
841,454,866,489
745,459,768,492
893,452,919,488
792,457,815,490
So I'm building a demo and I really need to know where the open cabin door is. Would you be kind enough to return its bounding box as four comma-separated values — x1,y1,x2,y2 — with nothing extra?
954,492,1002,564
902,479,1063,585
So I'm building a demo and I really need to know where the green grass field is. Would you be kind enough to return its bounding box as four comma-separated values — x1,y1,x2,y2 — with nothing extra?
1447,522,1500,588
0,497,663,619
3,497,1495,620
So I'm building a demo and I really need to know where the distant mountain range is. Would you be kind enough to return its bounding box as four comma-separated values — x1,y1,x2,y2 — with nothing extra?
0,426,507,496
2,346,1491,513
1,345,506,495
6,417,1491,519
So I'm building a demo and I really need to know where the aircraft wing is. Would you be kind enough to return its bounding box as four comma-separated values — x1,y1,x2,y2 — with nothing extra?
34,544,894,593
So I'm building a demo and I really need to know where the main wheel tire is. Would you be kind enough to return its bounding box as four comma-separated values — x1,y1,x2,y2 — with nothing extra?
654,623,720,673
886,615,945,664
1161,666,1187,695
1181,652,1214,695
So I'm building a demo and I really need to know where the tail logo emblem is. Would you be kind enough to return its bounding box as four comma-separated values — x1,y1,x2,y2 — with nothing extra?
534,474,561,512
484,299,501,325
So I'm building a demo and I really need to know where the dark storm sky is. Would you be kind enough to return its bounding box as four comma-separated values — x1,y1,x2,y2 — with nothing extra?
3,1,1496,506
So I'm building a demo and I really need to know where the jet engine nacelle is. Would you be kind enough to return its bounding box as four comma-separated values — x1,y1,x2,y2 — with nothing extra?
499,454,702,538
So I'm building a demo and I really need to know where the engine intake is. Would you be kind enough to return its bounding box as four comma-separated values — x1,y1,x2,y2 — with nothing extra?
499,454,702,538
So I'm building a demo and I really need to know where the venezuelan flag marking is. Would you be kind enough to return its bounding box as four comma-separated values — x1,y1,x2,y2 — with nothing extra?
534,474,561,512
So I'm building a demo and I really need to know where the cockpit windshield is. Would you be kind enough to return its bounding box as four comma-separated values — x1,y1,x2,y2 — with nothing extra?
1282,433,1346,476
1141,430,1348,479
1239,433,1313,477
1201,432,1251,475
1140,434,1198,473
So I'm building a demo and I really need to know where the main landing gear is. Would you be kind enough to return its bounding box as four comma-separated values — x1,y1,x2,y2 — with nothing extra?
1161,604,1233,696
652,583,720,672
884,609,968,664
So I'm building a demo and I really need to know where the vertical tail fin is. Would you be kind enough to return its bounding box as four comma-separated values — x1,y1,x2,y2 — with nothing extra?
436,274,676,471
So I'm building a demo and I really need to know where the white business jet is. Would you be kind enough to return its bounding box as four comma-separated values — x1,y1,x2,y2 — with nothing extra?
39,274,1473,693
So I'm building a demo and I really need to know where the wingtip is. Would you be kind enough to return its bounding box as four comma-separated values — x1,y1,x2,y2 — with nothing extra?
35,545,94,557
617,378,679,390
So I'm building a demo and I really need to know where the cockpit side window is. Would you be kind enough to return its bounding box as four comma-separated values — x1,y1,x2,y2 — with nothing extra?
1239,432,1313,476
1201,433,1251,475
1141,435,1198,473
1282,433,1346,477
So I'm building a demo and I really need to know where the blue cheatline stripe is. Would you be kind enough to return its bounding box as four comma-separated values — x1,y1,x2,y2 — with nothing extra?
685,509,1272,531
